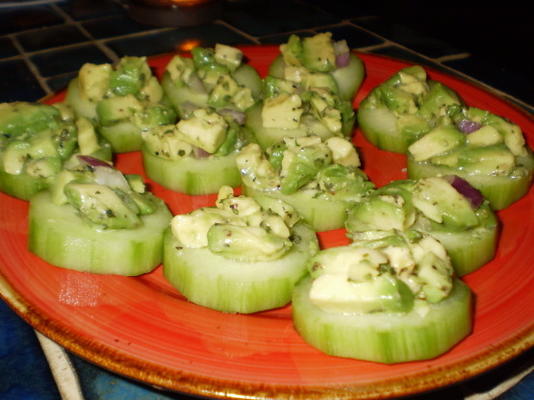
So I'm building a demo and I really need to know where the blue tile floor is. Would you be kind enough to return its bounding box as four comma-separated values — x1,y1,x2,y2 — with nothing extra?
0,0,532,399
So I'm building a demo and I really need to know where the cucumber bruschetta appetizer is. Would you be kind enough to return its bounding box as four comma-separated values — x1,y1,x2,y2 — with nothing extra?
292,231,472,363
163,186,319,314
65,56,177,153
407,105,534,210
236,136,374,231
141,107,255,195
28,155,171,275
0,101,110,200
345,176,498,276
161,44,262,118
268,32,365,102
357,65,462,153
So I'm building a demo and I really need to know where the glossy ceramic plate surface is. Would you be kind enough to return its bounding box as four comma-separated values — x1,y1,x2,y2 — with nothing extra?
0,47,533,400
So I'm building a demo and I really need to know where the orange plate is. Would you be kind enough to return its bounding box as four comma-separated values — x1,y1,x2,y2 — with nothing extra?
0,46,533,400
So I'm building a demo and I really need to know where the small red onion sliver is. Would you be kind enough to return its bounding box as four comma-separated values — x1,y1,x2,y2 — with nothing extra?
335,53,350,68
219,108,246,125
194,147,211,158
457,119,481,134
77,155,112,168
444,175,484,208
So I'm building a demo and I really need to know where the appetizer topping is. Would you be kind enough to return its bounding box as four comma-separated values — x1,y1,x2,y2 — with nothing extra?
307,232,454,314
170,186,300,261
237,136,373,200
50,156,157,229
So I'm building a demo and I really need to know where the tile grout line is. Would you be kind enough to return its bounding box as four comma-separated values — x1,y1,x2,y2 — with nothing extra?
215,19,261,44
50,3,120,64
8,34,53,96
36,332,86,400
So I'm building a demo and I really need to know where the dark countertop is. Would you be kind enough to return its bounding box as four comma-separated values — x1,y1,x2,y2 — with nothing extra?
0,1,532,399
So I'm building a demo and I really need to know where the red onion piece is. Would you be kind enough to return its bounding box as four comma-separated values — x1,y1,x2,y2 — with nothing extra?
218,108,246,125
444,175,484,208
457,119,481,134
77,155,112,168
335,53,350,68
94,166,130,190
193,146,211,159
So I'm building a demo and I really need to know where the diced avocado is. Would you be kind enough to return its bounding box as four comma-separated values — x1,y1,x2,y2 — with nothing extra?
397,114,431,142
325,136,360,167
415,252,453,303
142,124,193,160
301,33,336,72
321,107,342,133
76,117,100,155
129,191,157,215
208,74,239,108
316,164,374,200
27,130,58,159
165,56,197,86
139,76,164,103
458,145,516,175
24,157,61,178
396,65,427,82
346,195,412,232
280,34,303,67
261,94,303,129
430,149,461,167
466,125,502,147
192,46,229,74
408,125,465,161
249,196,300,228
171,208,227,248
109,57,151,96
279,140,332,194
379,86,417,114
207,223,292,261
131,104,176,131
78,63,112,102
231,87,255,111
235,143,281,189
397,70,428,95
0,102,60,137
309,273,414,313
64,182,141,229
125,174,146,193
304,72,339,93
263,76,298,98
176,108,228,154
2,140,30,174
411,177,478,229
50,169,78,205
52,102,75,122
485,113,528,157
96,94,143,125
418,81,461,119
214,44,243,72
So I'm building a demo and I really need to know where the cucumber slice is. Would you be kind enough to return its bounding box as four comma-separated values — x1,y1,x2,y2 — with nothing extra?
98,120,142,153
292,276,472,363
28,190,172,275
244,185,350,232
357,102,408,153
407,153,534,210
141,144,241,195
163,222,319,313
331,54,365,101
413,203,498,276
65,78,98,121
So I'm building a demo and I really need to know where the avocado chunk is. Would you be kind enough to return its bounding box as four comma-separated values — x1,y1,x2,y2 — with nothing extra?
109,57,151,96
411,177,478,229
346,194,413,232
301,32,336,72
0,102,61,137
78,63,112,102
176,108,228,154
261,93,303,129
418,81,461,119
408,125,465,161
214,44,243,72
96,94,143,125
64,183,141,229
207,223,292,262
